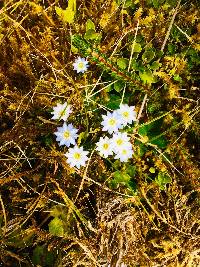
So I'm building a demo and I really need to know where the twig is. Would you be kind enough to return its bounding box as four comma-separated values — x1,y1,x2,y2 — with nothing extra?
0,194,7,235
128,19,140,72
74,149,95,203
136,93,148,122
161,0,182,52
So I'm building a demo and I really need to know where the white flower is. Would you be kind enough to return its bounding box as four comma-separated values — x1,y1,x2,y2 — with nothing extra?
65,145,89,169
101,111,122,134
111,132,132,153
117,104,137,126
96,136,113,158
73,57,89,73
54,123,78,147
114,146,134,162
51,102,72,121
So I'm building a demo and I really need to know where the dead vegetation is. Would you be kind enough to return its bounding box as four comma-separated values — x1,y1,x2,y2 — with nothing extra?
0,0,200,266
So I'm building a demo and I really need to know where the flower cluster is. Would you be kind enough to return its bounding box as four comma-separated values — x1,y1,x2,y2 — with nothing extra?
97,104,137,162
51,102,89,169
51,57,90,169
50,59,137,169
51,102,137,168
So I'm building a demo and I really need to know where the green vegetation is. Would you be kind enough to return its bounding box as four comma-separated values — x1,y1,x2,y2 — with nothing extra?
0,0,199,266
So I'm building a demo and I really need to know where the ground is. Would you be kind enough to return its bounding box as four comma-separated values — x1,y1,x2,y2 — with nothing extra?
0,0,200,266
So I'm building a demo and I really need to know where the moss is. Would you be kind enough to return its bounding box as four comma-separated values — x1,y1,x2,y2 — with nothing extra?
0,0,199,266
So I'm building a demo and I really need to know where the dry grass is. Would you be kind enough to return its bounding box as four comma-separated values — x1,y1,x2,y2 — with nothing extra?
0,0,200,266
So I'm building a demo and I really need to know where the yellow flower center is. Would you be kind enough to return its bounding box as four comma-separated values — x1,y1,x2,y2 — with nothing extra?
74,152,81,160
78,62,84,69
108,118,116,126
103,143,109,150
64,130,70,139
122,149,127,155
123,111,129,118
116,139,123,146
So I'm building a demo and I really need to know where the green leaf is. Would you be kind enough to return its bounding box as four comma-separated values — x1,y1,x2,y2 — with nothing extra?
166,0,177,7
110,171,131,188
32,245,55,266
105,94,121,109
50,205,64,217
49,217,64,237
155,172,172,190
116,0,133,7
150,135,168,149
110,170,137,193
139,70,156,84
130,59,140,70
138,117,168,149
41,133,53,146
139,118,162,136
32,245,44,265
157,50,164,58
149,167,156,173
127,179,137,193
142,50,155,63
124,0,133,7
105,82,113,92
126,165,136,177
105,92,130,109
63,8,75,24
117,58,128,69
132,42,142,53
77,131,88,146
114,80,125,92
86,19,95,31
55,7,75,24
173,74,182,82
84,19,101,42
68,0,76,10
113,171,131,183
55,0,76,24
167,43,176,55
137,141,148,157
149,134,168,149
71,44,78,53
84,29,102,41
55,6,63,17
152,0,165,8
150,61,161,70
84,29,95,39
